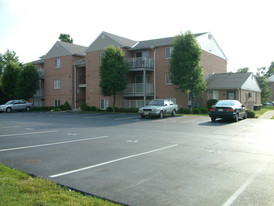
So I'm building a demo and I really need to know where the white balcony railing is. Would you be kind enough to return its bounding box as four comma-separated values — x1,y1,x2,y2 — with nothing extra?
126,57,154,70
123,83,153,94
123,100,150,108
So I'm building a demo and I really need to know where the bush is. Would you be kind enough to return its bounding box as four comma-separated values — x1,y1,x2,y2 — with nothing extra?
34,106,54,111
90,106,97,111
106,107,113,112
200,107,208,114
207,99,218,110
246,109,255,118
80,102,88,111
193,108,200,114
178,107,191,114
61,101,71,111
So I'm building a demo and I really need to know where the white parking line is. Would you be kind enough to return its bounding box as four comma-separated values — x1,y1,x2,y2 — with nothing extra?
49,144,178,178
0,130,58,137
0,136,108,152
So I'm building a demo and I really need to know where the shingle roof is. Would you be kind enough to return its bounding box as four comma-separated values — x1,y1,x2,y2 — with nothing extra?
206,72,252,89
132,33,206,50
59,41,87,56
104,32,138,48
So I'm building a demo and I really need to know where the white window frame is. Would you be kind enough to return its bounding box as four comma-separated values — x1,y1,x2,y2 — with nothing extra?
207,90,219,100
54,80,60,89
100,99,109,110
165,72,173,85
54,99,60,106
165,47,173,59
54,59,60,68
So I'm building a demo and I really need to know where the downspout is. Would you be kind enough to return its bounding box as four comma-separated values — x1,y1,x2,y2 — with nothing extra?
238,88,241,102
151,46,156,100
74,65,77,109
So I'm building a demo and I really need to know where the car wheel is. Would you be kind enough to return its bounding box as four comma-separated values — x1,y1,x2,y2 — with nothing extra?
243,111,247,119
211,117,216,122
141,115,145,119
171,110,176,117
159,111,163,119
234,113,239,122
6,107,12,113
26,106,30,112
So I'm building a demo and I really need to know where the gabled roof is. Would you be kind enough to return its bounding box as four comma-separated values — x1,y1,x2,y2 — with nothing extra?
206,72,261,92
45,41,87,59
267,75,274,82
104,32,138,48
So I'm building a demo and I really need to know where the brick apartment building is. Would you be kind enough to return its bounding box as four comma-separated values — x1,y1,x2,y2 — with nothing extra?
33,31,228,109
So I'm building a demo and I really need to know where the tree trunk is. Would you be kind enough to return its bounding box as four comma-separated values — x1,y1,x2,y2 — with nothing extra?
113,93,116,112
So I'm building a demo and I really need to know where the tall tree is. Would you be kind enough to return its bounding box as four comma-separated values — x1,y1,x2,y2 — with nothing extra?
266,61,274,77
1,62,21,99
15,63,39,100
237,67,249,73
169,31,206,110
99,46,129,112
0,49,20,76
256,67,271,103
58,34,73,43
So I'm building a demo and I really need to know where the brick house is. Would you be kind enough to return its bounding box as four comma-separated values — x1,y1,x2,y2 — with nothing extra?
267,75,274,102
205,72,261,109
34,31,228,109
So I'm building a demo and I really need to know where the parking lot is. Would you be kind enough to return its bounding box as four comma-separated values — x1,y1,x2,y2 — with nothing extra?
0,112,273,206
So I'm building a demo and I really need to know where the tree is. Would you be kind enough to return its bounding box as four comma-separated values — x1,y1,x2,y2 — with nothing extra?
169,31,206,110
58,34,73,43
266,61,274,77
256,67,271,103
15,63,39,100
237,67,249,73
99,46,129,112
1,62,21,99
0,49,20,76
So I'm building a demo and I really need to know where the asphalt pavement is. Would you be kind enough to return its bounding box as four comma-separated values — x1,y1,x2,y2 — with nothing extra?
0,111,273,206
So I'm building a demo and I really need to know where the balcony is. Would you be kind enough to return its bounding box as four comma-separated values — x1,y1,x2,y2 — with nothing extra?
33,89,44,98
123,83,153,97
123,100,150,108
126,57,154,71
37,69,44,79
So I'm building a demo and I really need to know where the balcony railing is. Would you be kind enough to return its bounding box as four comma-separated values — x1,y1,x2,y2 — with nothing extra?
123,83,153,95
37,69,44,78
33,89,44,98
126,57,154,70
123,100,150,108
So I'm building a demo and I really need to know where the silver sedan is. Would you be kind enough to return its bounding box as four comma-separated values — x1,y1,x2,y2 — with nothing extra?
0,100,33,113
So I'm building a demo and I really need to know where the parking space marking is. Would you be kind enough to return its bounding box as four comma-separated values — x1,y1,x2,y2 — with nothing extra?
0,130,57,137
49,144,178,178
0,136,108,152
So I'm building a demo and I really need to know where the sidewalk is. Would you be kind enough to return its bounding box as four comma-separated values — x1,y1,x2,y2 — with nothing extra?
258,110,274,119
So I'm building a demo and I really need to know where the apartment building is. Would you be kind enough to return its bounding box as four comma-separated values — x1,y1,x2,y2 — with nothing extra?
34,31,228,109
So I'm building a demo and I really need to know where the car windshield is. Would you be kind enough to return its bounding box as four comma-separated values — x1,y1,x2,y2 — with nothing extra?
216,101,235,106
148,100,164,106
5,100,15,105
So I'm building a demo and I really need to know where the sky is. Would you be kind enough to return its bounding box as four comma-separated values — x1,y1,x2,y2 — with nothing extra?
0,0,273,74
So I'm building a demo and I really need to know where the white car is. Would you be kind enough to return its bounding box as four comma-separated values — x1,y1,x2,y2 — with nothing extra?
0,100,33,113
138,99,178,118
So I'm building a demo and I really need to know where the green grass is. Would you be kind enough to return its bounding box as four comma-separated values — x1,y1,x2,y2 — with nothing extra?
0,163,121,206
254,106,274,118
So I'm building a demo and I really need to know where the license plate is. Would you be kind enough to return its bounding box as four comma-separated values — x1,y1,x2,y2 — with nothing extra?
218,109,223,112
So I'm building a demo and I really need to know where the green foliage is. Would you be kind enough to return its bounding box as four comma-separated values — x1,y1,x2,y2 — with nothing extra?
60,101,71,111
193,108,200,114
90,106,97,111
246,109,256,118
178,107,191,114
200,107,208,114
80,102,88,111
106,107,113,112
58,34,73,43
99,46,129,111
33,106,54,111
207,99,218,109
237,67,249,73
256,67,271,103
1,62,21,99
15,63,39,99
169,31,206,110
0,49,20,76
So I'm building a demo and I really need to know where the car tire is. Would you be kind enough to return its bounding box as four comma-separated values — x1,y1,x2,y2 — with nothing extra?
26,106,30,112
171,110,176,117
211,117,216,122
6,107,12,113
159,111,163,119
234,113,239,122
141,115,145,119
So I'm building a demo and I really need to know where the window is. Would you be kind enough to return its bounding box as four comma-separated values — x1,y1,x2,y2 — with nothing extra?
165,47,173,59
165,72,172,85
244,93,248,103
54,59,60,68
227,91,236,100
100,99,109,110
54,100,60,106
254,92,257,103
54,80,60,89
208,90,219,100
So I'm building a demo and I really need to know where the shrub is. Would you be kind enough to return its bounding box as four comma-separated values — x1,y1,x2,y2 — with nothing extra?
178,107,191,114
246,109,255,118
193,108,200,114
61,101,71,111
106,107,113,112
80,102,88,111
207,99,218,110
90,106,97,111
53,107,62,112
200,107,208,114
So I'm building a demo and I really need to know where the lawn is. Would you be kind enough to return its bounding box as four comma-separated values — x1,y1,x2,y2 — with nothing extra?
254,106,274,118
0,163,121,206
